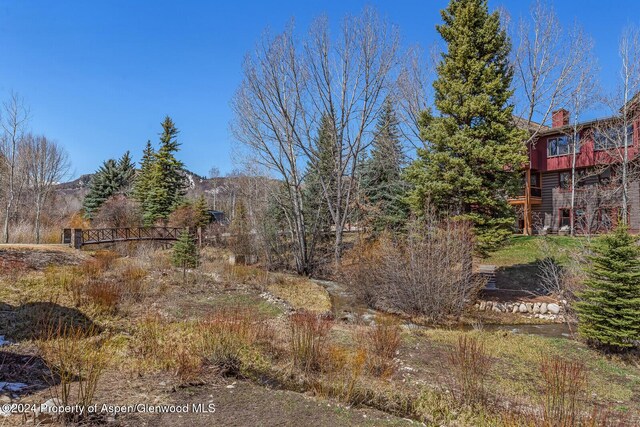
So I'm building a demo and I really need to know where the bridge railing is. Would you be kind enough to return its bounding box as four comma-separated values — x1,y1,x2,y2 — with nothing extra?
63,227,187,248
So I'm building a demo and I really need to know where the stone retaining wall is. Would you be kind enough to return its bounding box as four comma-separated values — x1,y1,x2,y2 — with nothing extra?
474,300,566,321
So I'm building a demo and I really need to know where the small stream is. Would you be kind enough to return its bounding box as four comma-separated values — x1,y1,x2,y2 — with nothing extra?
313,279,574,340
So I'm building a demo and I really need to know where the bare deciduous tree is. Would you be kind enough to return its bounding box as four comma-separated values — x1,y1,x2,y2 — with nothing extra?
514,0,585,139
563,27,599,235
21,134,70,243
0,92,30,243
232,8,400,271
585,26,640,225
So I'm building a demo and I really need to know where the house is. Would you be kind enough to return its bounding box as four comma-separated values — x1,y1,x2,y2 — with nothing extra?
510,106,640,235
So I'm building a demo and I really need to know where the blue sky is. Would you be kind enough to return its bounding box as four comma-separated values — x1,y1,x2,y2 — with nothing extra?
0,0,637,179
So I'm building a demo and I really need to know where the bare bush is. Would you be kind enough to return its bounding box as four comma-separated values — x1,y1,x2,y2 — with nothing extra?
447,335,493,406
289,311,332,374
360,316,401,377
342,218,481,320
92,194,142,228
539,355,588,427
37,323,107,423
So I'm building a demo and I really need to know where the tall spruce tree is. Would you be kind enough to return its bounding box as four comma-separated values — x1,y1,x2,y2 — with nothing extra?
575,226,640,351
304,114,337,237
136,117,188,225
133,140,155,206
405,0,527,254
361,98,408,233
83,152,136,219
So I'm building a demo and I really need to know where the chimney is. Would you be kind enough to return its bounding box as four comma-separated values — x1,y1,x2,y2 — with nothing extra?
552,109,570,127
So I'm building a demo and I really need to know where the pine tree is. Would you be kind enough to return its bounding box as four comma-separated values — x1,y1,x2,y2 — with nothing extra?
137,117,188,225
575,226,640,351
172,230,199,281
361,98,409,233
83,152,137,219
405,0,527,254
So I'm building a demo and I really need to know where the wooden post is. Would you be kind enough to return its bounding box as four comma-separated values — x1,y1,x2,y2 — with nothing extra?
62,228,71,244
72,228,83,249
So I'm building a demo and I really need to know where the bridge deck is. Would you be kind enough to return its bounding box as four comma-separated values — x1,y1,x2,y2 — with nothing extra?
63,227,186,248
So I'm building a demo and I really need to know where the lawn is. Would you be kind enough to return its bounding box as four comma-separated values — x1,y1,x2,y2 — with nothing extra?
482,235,585,267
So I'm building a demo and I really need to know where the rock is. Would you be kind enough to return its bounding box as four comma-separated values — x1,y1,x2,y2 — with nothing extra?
39,398,61,414
547,303,560,315
0,395,10,403
479,301,486,311
540,303,548,314
492,305,501,313
512,305,518,314
526,303,534,313
474,303,480,310
533,302,541,314
518,303,528,313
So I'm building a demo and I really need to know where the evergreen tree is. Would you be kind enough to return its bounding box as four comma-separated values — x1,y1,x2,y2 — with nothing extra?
405,0,527,254
83,152,137,219
194,195,210,228
133,140,155,206
137,117,188,225
575,226,640,351
361,98,409,233
304,114,337,235
172,230,199,281
116,151,136,193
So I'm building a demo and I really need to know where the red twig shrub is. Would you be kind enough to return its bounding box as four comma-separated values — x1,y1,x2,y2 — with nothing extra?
289,311,332,373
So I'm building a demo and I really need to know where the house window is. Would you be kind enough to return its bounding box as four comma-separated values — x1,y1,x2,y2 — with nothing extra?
559,172,571,189
547,135,580,157
559,209,571,228
594,125,634,150
530,172,540,188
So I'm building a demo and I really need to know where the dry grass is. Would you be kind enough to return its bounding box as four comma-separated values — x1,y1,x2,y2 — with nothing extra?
267,275,332,313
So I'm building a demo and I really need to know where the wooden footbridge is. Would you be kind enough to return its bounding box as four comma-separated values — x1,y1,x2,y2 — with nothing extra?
62,227,186,249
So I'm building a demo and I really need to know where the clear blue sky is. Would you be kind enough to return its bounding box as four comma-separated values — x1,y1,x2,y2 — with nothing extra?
0,0,637,179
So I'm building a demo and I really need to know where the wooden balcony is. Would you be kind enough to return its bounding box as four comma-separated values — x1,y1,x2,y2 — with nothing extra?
508,187,542,205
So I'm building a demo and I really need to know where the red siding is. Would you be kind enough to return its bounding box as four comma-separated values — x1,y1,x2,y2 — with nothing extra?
530,127,638,172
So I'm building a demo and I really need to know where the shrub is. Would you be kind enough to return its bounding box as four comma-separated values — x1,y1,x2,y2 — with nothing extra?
197,306,272,376
172,231,200,281
575,225,640,351
289,311,332,373
341,218,481,320
539,355,588,427
361,317,401,377
92,194,142,228
447,335,492,406
84,280,122,313
37,323,108,422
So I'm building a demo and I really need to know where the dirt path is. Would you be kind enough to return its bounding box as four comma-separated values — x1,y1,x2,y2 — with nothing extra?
118,379,414,427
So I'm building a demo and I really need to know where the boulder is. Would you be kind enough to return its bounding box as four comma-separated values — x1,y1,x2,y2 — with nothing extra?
526,303,534,313
540,303,548,314
512,305,518,314
533,302,541,314
547,303,560,315
479,301,486,311
518,303,528,313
